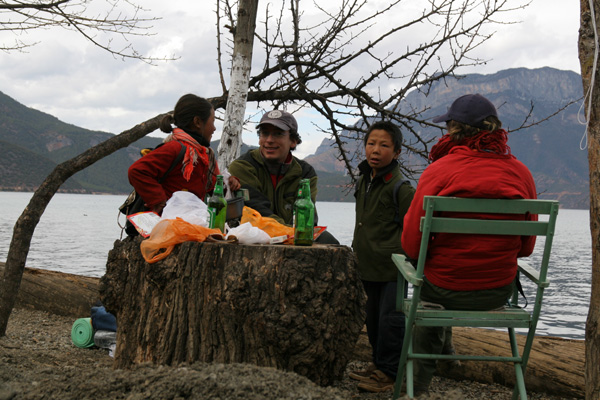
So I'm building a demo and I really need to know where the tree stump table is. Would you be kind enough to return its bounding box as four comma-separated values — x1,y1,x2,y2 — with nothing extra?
100,237,366,386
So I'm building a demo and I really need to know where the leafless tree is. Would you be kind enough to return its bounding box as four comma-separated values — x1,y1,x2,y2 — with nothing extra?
213,0,531,181
0,0,171,62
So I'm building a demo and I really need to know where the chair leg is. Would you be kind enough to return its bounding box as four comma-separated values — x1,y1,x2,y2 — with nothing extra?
508,327,527,400
406,338,414,398
393,320,415,399
512,363,527,400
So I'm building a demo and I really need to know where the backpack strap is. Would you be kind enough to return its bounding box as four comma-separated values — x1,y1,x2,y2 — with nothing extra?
158,141,186,183
393,179,410,224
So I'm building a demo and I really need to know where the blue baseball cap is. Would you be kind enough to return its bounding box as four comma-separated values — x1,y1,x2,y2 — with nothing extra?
432,94,498,129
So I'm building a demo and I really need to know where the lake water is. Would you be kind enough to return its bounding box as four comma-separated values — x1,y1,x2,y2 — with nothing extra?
0,192,592,339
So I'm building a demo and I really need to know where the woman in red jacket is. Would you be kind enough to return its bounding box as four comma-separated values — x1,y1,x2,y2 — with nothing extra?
128,93,239,216
401,93,537,395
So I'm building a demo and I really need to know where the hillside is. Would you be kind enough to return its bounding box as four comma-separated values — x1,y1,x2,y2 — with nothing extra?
0,140,84,192
0,90,163,193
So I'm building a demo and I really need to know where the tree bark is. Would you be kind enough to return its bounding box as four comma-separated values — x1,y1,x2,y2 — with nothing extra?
217,0,259,171
99,238,366,386
578,2,600,399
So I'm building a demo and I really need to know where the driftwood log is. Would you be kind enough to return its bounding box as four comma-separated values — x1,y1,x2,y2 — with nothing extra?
99,237,367,386
352,325,584,398
0,262,99,317
6,260,585,397
448,327,585,398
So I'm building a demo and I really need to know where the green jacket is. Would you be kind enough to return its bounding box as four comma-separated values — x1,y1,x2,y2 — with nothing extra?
352,159,415,282
228,149,318,225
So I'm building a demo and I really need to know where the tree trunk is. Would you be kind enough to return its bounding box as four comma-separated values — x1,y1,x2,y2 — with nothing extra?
0,114,167,336
99,238,367,386
0,263,99,318
578,2,600,399
217,0,259,170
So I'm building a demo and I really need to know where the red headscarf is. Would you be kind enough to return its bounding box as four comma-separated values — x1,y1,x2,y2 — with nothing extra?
429,129,511,162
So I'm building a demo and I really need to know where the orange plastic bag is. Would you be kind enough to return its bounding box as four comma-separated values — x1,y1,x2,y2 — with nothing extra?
240,206,294,238
140,218,221,263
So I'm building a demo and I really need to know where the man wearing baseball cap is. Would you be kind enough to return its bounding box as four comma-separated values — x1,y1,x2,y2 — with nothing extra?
228,109,339,244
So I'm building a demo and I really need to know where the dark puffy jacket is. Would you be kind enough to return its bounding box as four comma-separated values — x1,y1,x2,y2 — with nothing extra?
353,159,415,282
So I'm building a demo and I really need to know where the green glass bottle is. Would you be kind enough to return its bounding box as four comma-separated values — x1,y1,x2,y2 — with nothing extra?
207,175,227,232
293,179,315,246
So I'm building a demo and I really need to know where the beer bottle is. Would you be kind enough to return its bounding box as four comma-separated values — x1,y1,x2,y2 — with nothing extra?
293,179,315,246
207,175,227,232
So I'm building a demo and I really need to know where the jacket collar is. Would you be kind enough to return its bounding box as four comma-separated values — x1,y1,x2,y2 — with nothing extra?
358,159,399,183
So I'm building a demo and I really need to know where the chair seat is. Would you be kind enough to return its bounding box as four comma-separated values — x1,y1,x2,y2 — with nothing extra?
402,300,532,328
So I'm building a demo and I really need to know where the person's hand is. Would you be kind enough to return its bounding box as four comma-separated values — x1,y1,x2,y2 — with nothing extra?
152,201,166,215
228,176,241,192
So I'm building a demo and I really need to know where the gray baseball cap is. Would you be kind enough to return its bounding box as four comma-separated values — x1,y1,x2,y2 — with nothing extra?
258,110,298,133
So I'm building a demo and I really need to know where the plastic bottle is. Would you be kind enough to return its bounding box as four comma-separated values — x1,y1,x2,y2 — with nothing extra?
207,175,227,232
293,179,315,246
93,330,117,349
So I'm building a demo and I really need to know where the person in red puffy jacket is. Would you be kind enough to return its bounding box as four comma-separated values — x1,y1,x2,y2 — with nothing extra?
401,93,537,395
128,94,239,216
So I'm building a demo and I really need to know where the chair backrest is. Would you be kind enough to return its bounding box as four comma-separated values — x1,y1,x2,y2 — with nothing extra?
416,196,560,284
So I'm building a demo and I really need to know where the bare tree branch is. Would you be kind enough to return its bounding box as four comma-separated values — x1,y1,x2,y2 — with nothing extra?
0,0,174,62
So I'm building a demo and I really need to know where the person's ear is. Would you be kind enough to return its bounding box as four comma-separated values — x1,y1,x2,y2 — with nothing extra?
193,116,203,129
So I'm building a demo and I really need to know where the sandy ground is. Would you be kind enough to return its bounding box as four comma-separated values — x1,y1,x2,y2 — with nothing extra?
0,308,581,400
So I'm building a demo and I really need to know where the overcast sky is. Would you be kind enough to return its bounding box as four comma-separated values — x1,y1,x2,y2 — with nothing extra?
0,0,581,159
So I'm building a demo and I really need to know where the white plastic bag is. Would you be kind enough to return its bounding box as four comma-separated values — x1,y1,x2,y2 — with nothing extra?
226,222,270,244
161,191,210,227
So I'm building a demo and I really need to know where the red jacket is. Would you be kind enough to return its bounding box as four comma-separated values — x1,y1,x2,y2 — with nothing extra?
401,146,537,291
128,140,216,209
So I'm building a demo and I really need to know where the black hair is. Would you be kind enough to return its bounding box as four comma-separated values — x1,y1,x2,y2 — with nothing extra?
364,120,403,152
159,94,213,133
289,130,302,147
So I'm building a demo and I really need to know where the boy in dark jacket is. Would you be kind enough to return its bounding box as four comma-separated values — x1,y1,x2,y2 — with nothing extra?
350,121,415,392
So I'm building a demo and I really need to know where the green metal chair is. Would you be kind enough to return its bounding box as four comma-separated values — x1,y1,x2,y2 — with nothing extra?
391,196,559,400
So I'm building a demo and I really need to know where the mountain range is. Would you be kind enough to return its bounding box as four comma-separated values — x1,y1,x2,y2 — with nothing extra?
0,67,590,209
305,67,589,209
